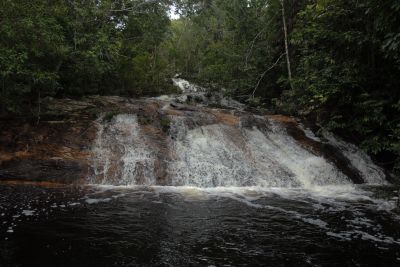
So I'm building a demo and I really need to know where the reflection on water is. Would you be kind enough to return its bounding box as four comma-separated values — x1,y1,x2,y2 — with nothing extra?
0,184,399,266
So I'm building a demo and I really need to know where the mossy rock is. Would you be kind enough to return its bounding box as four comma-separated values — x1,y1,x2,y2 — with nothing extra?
160,118,171,132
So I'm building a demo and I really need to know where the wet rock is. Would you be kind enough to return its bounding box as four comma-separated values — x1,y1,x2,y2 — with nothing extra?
269,115,365,184
240,114,270,130
0,114,96,183
0,159,87,183
0,93,390,186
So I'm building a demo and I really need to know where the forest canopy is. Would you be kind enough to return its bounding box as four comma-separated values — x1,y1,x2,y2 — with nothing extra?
0,0,399,175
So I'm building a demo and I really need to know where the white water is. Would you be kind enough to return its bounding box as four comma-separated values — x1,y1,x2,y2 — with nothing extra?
172,78,205,93
89,78,388,188
168,118,350,188
168,77,245,110
90,113,386,188
90,114,156,185
323,131,387,184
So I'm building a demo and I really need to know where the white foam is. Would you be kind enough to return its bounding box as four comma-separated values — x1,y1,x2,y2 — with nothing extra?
22,210,34,216
323,132,386,184
298,124,321,141
301,218,328,229
172,78,205,93
244,124,350,189
166,118,352,188
91,114,156,186
85,198,112,204
326,231,352,241
168,123,268,187
327,230,400,245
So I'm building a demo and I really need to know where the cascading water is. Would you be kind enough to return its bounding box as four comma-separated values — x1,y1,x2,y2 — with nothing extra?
167,118,350,188
90,114,157,185
2,79,398,266
172,77,205,93
89,84,387,188
323,131,387,184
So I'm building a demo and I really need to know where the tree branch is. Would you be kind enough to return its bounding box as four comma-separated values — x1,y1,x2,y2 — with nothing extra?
252,52,285,98
245,29,265,69
109,0,160,13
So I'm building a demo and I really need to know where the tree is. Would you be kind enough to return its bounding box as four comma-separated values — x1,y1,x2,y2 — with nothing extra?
280,0,293,89
0,0,173,115
289,0,400,175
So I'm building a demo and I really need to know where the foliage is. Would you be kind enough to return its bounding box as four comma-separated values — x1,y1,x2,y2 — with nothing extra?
163,0,287,98
289,0,400,174
0,0,172,113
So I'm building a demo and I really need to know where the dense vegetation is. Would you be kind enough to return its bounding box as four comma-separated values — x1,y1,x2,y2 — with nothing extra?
0,0,174,114
1,0,399,176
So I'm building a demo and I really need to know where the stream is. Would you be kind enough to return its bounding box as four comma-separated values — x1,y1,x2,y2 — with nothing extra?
1,79,399,266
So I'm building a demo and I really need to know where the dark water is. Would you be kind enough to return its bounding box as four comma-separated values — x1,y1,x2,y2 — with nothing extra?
0,184,399,267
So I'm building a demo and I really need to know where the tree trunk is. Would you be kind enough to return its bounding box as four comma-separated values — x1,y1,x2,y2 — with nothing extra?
280,0,293,89
36,88,41,125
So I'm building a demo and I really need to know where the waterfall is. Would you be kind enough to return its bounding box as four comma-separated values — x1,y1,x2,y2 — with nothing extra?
89,114,387,188
167,118,350,188
90,114,157,186
89,80,387,188
172,78,205,93
322,132,387,184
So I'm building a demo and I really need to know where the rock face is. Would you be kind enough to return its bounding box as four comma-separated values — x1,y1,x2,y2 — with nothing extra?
0,102,97,183
0,87,389,186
